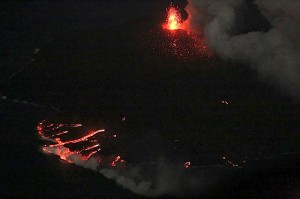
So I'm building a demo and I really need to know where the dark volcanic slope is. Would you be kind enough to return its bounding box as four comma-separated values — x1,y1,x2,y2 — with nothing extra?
2,22,227,118
2,22,300,160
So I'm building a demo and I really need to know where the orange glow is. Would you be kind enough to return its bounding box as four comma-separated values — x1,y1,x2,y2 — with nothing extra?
50,129,104,147
37,120,126,167
56,148,73,163
163,4,182,30
85,149,101,160
53,131,68,137
43,146,75,163
110,155,125,167
79,144,100,153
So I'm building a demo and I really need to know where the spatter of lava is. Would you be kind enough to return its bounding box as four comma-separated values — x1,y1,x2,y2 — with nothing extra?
37,120,125,167
37,119,248,171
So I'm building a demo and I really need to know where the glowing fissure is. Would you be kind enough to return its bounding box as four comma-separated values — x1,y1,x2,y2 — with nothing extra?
79,144,100,153
184,161,191,169
49,129,104,147
110,155,125,167
37,120,246,197
37,120,125,166
85,149,101,160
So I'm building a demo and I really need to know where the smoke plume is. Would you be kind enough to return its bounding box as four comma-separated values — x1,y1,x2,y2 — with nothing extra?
43,145,225,197
185,0,300,98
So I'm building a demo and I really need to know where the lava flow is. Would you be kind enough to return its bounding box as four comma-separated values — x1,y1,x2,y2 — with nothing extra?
37,120,125,167
163,4,182,30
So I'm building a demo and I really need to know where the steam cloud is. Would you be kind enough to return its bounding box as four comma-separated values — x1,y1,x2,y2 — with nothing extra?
185,0,300,98
43,145,224,197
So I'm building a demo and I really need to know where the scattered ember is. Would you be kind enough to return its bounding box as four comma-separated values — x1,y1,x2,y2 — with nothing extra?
222,100,229,105
184,161,191,169
222,156,248,168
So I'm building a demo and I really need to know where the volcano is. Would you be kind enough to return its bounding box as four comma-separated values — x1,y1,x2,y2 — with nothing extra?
3,19,299,159
2,17,300,199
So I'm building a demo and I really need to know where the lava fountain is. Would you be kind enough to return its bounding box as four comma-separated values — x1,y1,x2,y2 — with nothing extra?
163,4,182,30
158,3,212,59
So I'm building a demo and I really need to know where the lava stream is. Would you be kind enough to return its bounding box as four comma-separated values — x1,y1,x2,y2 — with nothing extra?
37,120,125,166
49,129,104,147
79,144,100,153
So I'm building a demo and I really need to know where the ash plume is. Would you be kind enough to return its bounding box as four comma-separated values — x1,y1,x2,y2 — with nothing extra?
185,0,300,98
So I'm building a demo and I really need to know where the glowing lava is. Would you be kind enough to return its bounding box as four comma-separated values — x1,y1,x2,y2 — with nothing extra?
110,155,125,167
184,161,191,169
163,4,182,30
49,129,104,147
37,120,126,166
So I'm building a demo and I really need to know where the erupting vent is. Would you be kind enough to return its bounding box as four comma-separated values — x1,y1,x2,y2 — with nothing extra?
163,4,182,30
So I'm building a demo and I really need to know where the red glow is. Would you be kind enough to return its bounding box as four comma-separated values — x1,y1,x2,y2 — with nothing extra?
37,120,125,167
163,4,182,30
85,149,101,160
49,129,104,147
79,144,100,153
52,131,68,137
110,155,125,167
184,161,191,169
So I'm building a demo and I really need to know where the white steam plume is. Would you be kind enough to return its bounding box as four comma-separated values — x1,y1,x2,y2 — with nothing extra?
185,0,300,98
43,145,224,197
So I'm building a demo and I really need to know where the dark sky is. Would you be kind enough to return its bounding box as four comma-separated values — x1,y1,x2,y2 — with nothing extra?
0,0,187,81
